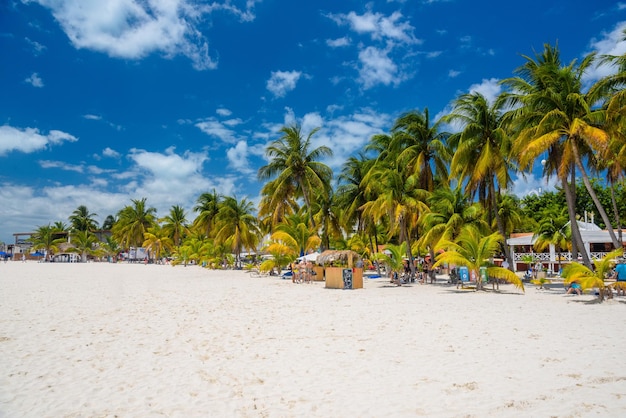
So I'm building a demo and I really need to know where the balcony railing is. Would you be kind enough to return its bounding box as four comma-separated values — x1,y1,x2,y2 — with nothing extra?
513,252,610,262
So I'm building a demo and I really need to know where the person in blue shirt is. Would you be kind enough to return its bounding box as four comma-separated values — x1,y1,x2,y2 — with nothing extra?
615,263,626,282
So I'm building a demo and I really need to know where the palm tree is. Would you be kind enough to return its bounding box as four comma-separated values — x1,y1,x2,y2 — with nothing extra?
361,157,428,275
271,213,321,259
532,205,570,275
69,205,99,232
503,44,618,267
192,190,221,237
372,242,407,284
143,225,175,262
562,248,623,302
213,196,260,268
160,204,189,248
29,224,66,258
336,153,372,233
433,225,524,292
102,215,116,231
444,92,514,266
112,198,157,249
69,230,99,262
258,123,333,228
392,108,450,192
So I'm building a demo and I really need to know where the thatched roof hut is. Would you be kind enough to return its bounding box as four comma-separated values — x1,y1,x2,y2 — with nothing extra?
316,250,361,267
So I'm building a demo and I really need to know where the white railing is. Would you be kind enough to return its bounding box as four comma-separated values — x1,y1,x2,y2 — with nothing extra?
514,252,610,262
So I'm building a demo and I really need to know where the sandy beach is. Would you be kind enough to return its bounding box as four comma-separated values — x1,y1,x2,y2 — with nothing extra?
1,261,625,417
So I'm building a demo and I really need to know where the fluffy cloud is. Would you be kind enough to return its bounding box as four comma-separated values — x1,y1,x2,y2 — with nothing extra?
25,72,44,87
25,0,259,70
584,21,626,83
357,46,400,89
326,37,351,48
195,118,239,143
266,70,302,98
328,8,420,89
0,125,77,156
330,10,420,45
468,78,502,105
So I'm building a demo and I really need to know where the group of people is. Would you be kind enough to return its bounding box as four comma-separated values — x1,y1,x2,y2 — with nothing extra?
290,260,316,284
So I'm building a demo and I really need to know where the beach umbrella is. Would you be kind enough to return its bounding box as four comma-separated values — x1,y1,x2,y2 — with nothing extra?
297,252,319,262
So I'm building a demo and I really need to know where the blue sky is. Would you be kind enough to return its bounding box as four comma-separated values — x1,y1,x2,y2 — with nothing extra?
1,0,625,244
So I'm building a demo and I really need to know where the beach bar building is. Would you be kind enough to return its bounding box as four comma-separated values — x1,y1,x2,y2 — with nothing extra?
506,220,625,274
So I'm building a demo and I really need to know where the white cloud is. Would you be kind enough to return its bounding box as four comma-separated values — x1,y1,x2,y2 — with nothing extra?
584,21,626,83
326,37,351,48
102,147,121,158
216,107,232,117
266,70,302,97
25,0,259,70
226,140,253,174
331,10,420,45
195,118,239,143
448,69,460,78
468,78,502,105
0,125,77,156
39,160,84,172
25,37,47,55
25,72,44,87
83,114,102,120
357,46,400,89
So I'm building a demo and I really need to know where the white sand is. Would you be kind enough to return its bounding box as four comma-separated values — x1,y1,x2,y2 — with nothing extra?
1,261,625,417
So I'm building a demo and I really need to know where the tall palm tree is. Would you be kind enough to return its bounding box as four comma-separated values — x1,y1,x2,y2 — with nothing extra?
213,196,260,267
444,92,514,266
102,215,116,231
503,44,618,267
336,153,372,233
112,198,157,249
392,108,450,192
69,205,99,232
160,204,189,248
433,225,524,292
192,190,221,237
258,123,333,228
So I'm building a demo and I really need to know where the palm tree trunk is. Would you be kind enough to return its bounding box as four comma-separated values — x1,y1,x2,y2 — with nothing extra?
571,142,620,248
610,183,623,245
562,176,592,268
491,182,513,269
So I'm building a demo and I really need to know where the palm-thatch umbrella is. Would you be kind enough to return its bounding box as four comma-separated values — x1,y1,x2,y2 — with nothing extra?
316,250,361,267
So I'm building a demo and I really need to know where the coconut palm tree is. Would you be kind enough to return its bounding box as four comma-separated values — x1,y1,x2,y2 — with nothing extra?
112,198,157,249
392,108,450,192
532,205,570,275
213,196,260,268
433,225,524,292
160,204,189,248
270,213,321,259
102,215,116,231
444,92,514,266
29,224,66,258
503,44,618,266
192,190,221,237
69,205,99,232
68,230,99,262
143,225,175,262
562,248,623,302
257,123,333,228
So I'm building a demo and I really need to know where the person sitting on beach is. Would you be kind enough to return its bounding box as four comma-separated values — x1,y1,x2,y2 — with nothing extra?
566,281,582,295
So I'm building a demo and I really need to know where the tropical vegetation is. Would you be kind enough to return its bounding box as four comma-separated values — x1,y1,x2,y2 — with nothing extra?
20,39,626,299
